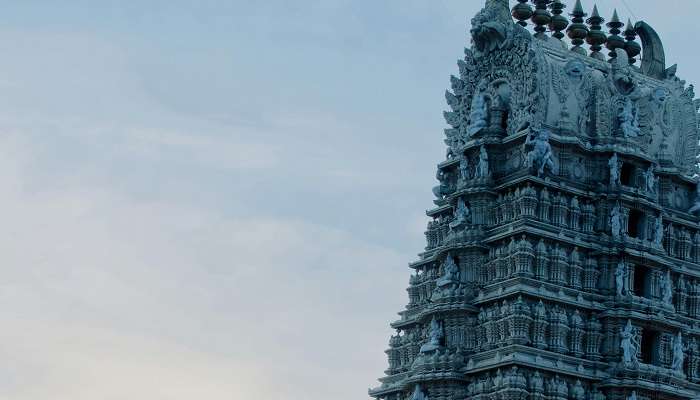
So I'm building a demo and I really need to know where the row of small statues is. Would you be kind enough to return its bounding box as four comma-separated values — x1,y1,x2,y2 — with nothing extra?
614,261,673,305
466,370,605,400
620,320,686,373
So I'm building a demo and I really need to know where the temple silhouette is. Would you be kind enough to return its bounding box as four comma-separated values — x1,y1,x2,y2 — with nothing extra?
369,1,700,399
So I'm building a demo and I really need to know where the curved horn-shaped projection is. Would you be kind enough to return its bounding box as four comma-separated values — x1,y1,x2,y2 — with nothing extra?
635,21,666,80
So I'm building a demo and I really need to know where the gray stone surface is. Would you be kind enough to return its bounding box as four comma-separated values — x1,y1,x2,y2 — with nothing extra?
370,1,700,399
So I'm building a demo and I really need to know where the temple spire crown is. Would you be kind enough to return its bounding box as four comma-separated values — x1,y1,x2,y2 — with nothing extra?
567,0,589,55
606,9,625,59
549,0,569,41
624,18,641,65
586,4,606,61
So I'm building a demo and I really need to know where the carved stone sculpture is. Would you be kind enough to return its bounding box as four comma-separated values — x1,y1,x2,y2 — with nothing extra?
619,98,641,138
611,202,623,240
437,254,460,287
620,320,639,366
615,260,628,297
643,164,657,195
468,83,489,137
450,198,472,229
410,384,429,400
609,153,621,186
662,270,674,306
672,332,685,372
525,127,555,177
475,146,490,178
420,317,443,353
689,181,700,214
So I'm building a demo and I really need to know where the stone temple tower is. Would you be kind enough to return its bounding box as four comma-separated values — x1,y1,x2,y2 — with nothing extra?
369,1,700,399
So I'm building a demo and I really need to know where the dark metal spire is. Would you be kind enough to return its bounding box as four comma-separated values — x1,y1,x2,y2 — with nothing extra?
606,9,625,60
624,18,641,65
512,0,534,27
549,0,569,40
567,0,589,55
586,4,607,61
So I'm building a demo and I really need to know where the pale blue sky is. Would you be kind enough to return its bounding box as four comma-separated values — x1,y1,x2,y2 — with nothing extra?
0,1,697,399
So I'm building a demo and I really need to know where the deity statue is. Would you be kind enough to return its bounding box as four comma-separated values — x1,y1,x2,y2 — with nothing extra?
643,164,657,195
525,127,556,177
459,153,470,182
628,391,638,400
433,170,450,199
672,332,685,372
620,320,639,366
571,380,586,400
410,384,429,400
530,371,544,393
437,254,460,287
450,198,472,228
662,270,674,306
619,98,641,138
610,202,623,240
475,146,490,178
468,88,489,137
654,217,664,247
420,317,444,353
689,181,700,214
609,153,621,186
615,260,628,297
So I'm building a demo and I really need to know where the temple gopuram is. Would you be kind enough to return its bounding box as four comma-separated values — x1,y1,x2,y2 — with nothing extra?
368,1,700,399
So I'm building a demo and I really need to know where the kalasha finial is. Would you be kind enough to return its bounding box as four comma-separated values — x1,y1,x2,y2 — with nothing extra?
549,0,569,41
531,0,553,39
624,18,641,65
586,4,607,61
512,0,534,27
606,9,625,60
567,0,589,55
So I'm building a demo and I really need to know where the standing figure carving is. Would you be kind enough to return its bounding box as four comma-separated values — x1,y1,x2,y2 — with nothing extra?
643,164,657,195
662,270,674,306
689,181,700,214
610,202,623,240
525,128,556,177
468,82,489,137
619,98,641,138
620,320,639,366
615,260,628,297
654,216,664,247
475,146,490,178
609,153,621,186
459,153,470,183
410,384,429,400
672,332,685,372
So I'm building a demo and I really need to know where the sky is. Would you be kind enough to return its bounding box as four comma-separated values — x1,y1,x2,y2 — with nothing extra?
0,1,698,399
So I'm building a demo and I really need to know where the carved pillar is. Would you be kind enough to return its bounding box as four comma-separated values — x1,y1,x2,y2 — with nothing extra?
514,235,535,277
520,184,538,217
585,316,603,361
538,188,551,222
532,301,549,349
548,306,570,353
678,275,688,316
583,256,600,292
550,244,569,286
570,197,581,231
569,247,583,290
570,310,585,358
535,239,550,281
582,202,595,233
